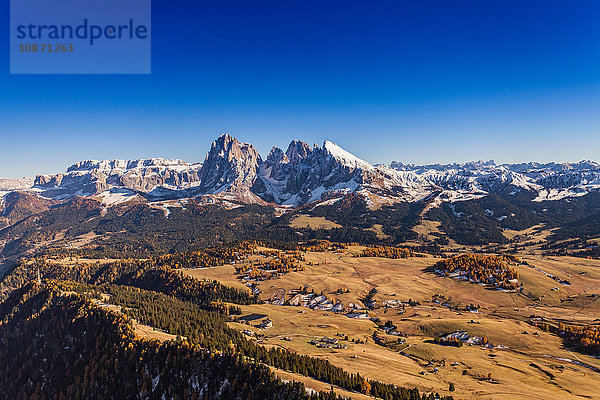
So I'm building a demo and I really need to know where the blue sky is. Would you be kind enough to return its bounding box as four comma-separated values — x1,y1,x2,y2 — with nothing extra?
1,0,600,178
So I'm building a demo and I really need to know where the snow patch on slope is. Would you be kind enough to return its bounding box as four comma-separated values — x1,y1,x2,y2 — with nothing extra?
533,188,590,202
0,191,9,216
96,188,139,205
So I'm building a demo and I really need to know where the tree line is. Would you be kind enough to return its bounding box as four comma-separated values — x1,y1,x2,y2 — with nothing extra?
531,320,600,357
433,253,520,290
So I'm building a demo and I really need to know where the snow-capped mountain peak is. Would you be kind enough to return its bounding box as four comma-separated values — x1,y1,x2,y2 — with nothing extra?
323,141,373,170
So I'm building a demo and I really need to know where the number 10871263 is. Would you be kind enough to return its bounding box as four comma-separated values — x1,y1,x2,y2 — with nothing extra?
19,44,73,52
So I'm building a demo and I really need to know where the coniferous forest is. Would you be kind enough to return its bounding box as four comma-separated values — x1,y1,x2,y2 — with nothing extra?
0,283,341,400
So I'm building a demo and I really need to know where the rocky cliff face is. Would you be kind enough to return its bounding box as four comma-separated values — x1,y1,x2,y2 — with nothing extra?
198,134,262,194
34,159,202,199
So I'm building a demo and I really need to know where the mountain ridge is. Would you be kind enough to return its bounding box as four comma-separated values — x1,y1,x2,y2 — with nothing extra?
2,134,599,208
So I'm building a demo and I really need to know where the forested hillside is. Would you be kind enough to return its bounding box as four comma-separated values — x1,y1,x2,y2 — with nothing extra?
0,257,453,400
0,283,341,400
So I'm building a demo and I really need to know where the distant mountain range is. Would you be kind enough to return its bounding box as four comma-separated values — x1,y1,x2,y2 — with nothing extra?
2,134,599,208
2,134,600,256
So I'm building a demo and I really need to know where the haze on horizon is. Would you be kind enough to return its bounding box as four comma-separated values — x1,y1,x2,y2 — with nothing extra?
1,0,599,178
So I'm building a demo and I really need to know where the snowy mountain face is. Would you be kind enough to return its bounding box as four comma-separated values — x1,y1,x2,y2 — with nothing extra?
10,134,600,208
34,158,203,199
388,160,600,202
258,139,383,204
0,177,34,191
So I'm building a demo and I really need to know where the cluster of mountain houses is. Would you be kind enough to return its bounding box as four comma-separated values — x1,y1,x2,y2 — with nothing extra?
261,288,415,321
